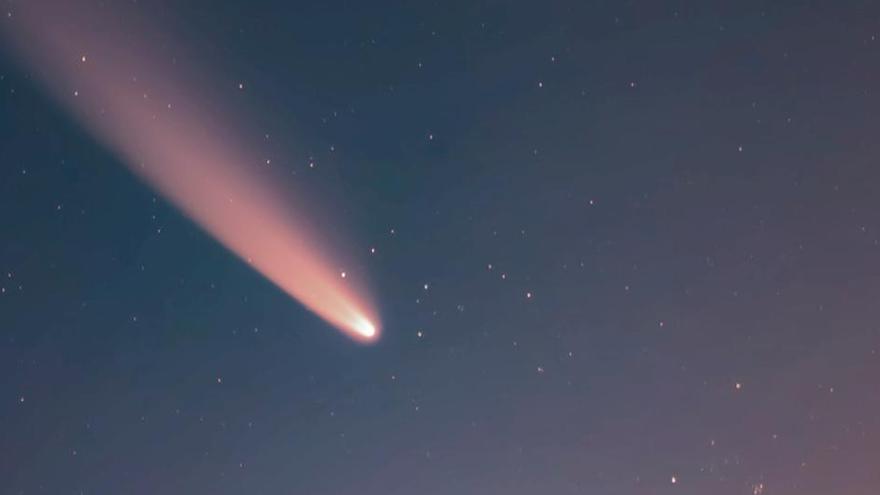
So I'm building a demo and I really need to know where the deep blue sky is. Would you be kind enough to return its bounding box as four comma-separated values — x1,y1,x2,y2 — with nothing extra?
3,1,880,494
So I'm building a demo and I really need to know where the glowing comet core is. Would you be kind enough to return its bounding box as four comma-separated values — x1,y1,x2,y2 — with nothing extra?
3,1,380,342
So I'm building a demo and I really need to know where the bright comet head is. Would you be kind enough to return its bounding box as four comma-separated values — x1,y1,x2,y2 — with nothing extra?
350,316,379,342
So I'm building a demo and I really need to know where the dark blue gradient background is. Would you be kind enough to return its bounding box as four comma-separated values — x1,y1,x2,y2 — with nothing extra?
3,2,880,493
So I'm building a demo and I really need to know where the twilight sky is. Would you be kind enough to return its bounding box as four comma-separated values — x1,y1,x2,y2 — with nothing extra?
3,1,880,494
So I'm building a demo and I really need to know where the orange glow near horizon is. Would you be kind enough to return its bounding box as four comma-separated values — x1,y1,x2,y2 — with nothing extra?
3,1,380,342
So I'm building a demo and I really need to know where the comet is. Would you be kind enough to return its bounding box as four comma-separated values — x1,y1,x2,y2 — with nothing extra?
2,1,380,342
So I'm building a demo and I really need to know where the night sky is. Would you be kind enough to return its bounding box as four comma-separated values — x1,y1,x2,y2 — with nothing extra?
3,1,880,494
